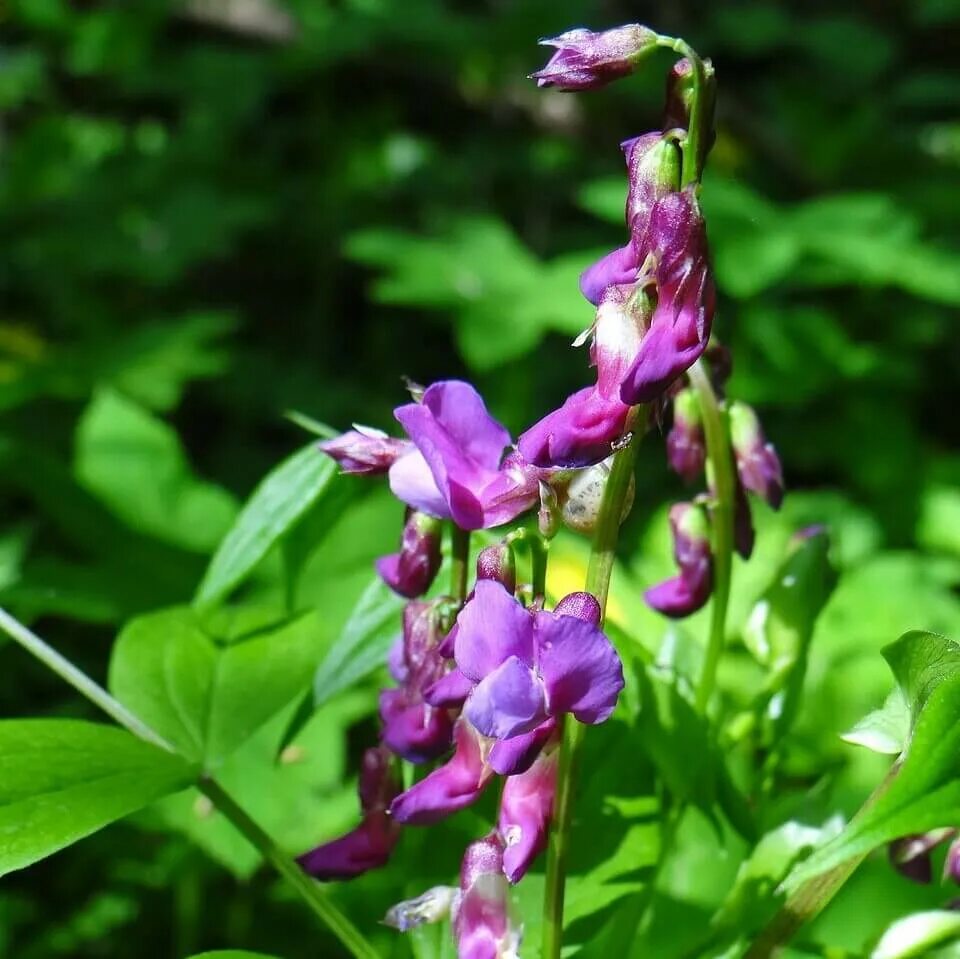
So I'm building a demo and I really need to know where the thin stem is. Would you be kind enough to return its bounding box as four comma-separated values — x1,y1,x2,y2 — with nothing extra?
530,535,549,601
449,524,470,602
656,35,707,187
0,607,381,959
542,416,643,959
0,606,174,751
199,778,380,959
688,361,736,714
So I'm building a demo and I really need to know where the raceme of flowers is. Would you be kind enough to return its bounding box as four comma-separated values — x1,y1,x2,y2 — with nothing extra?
307,20,784,955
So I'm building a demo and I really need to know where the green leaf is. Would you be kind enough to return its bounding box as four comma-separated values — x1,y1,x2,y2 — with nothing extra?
785,631,960,889
871,911,960,959
109,606,325,768
313,576,405,708
195,444,336,608
0,719,195,877
74,387,238,553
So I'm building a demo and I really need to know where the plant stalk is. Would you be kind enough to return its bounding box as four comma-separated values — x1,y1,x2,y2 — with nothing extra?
541,413,643,959
688,360,736,713
0,606,380,959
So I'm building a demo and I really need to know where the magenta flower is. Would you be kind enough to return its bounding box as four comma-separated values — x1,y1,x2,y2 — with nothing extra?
666,388,705,483
319,426,411,475
454,835,519,959
298,746,400,880
380,602,454,764
376,510,443,599
531,24,658,91
390,719,493,825
729,402,784,510
389,381,541,530
497,745,558,882
645,502,713,618
454,580,624,744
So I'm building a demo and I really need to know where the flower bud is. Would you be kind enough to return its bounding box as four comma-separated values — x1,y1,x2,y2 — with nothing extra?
531,24,659,91
645,502,713,618
297,746,401,880
476,544,517,594
889,831,955,884
498,746,558,882
455,835,520,959
666,388,705,483
729,402,784,510
389,719,493,825
733,478,756,560
946,837,960,884
384,885,458,931
319,426,411,475
623,133,681,239
662,57,716,168
376,511,444,598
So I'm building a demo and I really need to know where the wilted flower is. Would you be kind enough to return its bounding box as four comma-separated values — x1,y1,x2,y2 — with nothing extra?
319,426,411,475
532,24,659,91
497,744,558,882
666,388,705,483
298,746,400,880
384,885,459,932
454,835,520,959
645,502,713,617
729,402,784,510
389,381,541,530
376,510,443,598
380,602,454,763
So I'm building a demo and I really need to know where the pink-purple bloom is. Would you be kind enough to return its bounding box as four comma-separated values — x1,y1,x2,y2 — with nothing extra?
380,602,454,763
298,746,400,880
389,381,541,530
729,402,784,510
645,502,713,618
532,24,658,91
454,580,623,749
497,744,558,883
376,510,443,599
320,426,411,475
454,835,519,959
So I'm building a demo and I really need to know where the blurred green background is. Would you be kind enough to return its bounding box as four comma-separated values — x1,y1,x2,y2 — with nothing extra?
1,0,959,956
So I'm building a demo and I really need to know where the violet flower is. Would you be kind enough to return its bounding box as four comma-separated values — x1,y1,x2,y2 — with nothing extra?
380,601,454,764
454,835,520,959
645,502,713,618
497,744,558,883
390,719,493,825
376,510,443,599
454,580,623,747
729,402,784,510
298,746,400,880
320,426,411,475
532,24,658,91
666,388,706,483
389,380,541,530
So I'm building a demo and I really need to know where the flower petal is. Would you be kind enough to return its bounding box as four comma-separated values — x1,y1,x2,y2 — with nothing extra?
297,812,399,880
579,243,640,305
535,612,624,724
454,580,535,681
423,667,474,708
464,656,547,740
488,718,557,776
388,451,451,519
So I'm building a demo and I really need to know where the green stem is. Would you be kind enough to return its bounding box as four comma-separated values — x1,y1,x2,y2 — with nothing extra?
656,35,707,187
0,606,380,959
199,778,380,959
449,524,470,602
688,360,736,714
530,535,549,601
541,415,643,959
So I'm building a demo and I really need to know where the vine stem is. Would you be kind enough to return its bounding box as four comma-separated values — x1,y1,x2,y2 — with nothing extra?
541,412,644,959
688,360,736,713
656,34,708,187
0,606,380,959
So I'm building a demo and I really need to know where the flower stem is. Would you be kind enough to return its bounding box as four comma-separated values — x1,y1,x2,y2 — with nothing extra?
688,360,735,714
656,35,708,187
0,606,380,959
541,415,643,959
449,524,471,602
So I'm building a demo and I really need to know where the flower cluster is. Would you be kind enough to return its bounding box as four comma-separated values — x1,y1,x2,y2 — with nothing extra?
304,20,787,956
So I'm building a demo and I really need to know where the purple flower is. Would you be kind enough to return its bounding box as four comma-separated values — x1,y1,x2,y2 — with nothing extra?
454,580,623,744
390,719,493,825
497,744,558,883
454,835,519,959
733,478,756,561
666,388,705,483
298,746,401,880
645,502,713,618
531,24,658,91
619,190,715,404
729,402,784,510
319,426,411,475
380,602,454,763
376,510,443,599
389,381,541,530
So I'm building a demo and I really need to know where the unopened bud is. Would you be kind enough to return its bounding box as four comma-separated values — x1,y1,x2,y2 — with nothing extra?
729,402,784,510
477,544,517,594
666,388,705,483
889,831,955,885
384,885,458,931
662,57,716,168
455,835,520,959
376,511,443,598
319,426,411,475
946,837,960,884
623,134,681,236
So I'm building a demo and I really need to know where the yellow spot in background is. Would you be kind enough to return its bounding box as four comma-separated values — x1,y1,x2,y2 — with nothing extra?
545,552,628,628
